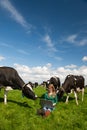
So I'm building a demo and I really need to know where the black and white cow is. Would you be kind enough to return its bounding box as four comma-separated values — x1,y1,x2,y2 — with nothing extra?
49,76,61,91
58,75,85,105
0,66,37,104
46,76,61,94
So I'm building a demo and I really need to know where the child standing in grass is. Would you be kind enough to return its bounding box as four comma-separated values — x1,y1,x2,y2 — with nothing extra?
37,84,58,117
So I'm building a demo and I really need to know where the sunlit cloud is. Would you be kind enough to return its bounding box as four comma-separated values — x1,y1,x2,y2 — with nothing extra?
13,63,87,85
14,63,51,83
82,56,87,61
0,0,32,30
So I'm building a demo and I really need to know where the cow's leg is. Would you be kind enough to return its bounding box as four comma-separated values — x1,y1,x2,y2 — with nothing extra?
4,86,13,104
65,94,69,104
4,89,8,104
82,88,84,102
74,91,78,105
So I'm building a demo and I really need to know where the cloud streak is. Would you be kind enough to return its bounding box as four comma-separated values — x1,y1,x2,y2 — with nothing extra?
0,42,13,48
0,0,31,29
17,49,29,55
66,34,78,44
64,33,87,46
43,34,57,52
42,34,63,61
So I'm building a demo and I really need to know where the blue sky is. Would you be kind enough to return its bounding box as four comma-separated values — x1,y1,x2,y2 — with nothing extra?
0,0,87,84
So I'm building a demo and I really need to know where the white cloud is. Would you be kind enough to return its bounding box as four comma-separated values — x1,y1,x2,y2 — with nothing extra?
46,63,52,68
13,63,87,85
82,56,87,62
0,56,5,61
0,0,31,30
14,63,32,73
14,63,51,83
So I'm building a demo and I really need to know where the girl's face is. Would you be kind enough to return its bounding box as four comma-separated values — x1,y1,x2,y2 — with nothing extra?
48,85,53,92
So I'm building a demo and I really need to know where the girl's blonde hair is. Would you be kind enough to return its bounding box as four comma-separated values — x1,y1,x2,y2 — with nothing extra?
48,84,56,97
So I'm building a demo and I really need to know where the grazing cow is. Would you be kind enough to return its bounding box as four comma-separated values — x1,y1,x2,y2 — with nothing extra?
28,82,39,88
40,81,49,88
47,76,61,92
34,82,38,88
0,66,37,104
27,81,35,89
58,75,85,105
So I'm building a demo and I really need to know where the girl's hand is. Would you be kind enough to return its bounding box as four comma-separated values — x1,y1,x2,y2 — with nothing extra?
53,103,56,106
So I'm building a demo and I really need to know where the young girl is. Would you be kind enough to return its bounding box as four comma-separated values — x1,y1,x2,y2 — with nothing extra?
43,84,58,112
37,84,58,117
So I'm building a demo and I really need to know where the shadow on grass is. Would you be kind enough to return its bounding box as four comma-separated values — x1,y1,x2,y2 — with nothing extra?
0,97,3,102
0,97,32,108
59,96,75,102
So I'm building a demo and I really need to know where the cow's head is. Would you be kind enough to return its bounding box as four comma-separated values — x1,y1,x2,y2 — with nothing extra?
22,83,37,100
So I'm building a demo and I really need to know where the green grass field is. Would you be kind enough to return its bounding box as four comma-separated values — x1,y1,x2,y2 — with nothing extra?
0,86,87,130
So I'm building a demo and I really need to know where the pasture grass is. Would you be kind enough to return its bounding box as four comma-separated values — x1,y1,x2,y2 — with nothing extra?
0,86,87,130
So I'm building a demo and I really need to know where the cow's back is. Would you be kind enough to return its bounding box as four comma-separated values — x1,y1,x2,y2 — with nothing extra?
62,75,84,91
74,75,84,89
0,66,24,89
0,67,18,81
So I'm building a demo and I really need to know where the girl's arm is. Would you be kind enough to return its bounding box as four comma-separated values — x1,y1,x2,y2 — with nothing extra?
53,95,58,106
43,93,47,100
